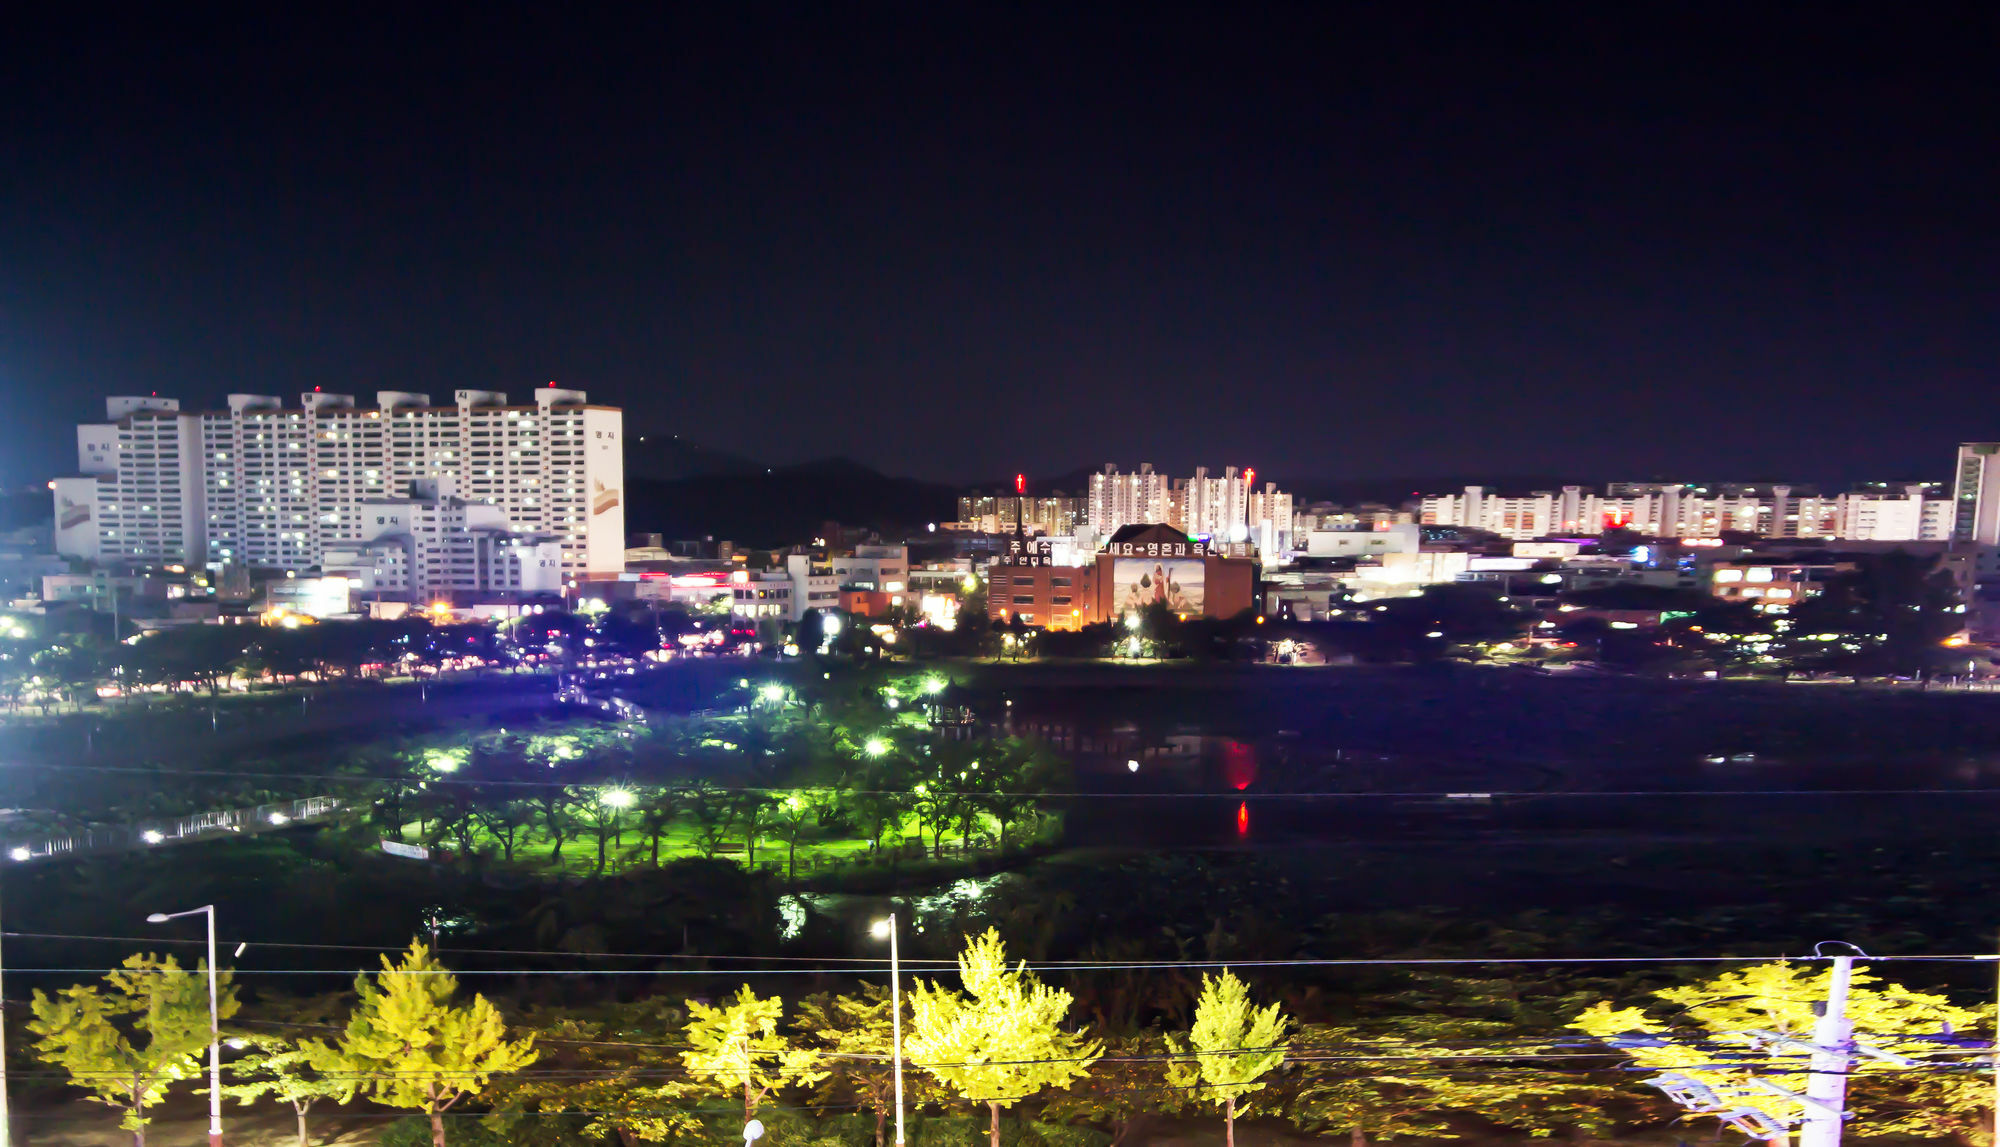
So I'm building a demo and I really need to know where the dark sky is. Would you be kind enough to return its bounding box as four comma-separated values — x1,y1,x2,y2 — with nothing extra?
2,4,1996,489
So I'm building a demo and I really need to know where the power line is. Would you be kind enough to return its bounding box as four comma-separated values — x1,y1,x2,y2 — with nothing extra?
6,953,1999,976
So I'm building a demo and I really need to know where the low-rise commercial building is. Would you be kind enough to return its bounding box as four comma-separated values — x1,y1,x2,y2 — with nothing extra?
987,524,1258,629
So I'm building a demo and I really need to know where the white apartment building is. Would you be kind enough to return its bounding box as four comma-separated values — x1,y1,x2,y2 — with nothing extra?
784,554,843,621
73,398,206,566
1247,484,1293,553
732,572,794,621
832,545,908,592
1419,483,1945,543
1832,486,1951,541
320,492,565,601
62,388,626,578
1087,463,1169,536
1087,464,1294,553
1953,443,2000,545
1181,466,1252,540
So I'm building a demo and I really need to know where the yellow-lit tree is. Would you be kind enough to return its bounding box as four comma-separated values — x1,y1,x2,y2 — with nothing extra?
908,928,1102,1147
1573,961,1986,1145
28,953,239,1147
1165,970,1289,1147
316,941,538,1147
681,985,827,1124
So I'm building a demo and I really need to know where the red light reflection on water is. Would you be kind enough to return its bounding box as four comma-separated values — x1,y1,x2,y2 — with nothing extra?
1236,801,1250,836
1221,740,1257,791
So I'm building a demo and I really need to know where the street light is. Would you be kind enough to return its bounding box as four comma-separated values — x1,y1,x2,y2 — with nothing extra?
146,905,224,1147
870,914,906,1147
599,788,636,809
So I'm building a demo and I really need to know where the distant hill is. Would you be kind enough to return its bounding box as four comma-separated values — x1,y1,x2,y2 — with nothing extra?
623,435,763,481
625,458,959,547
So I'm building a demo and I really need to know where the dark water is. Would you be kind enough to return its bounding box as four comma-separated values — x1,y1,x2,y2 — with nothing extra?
1047,727,2000,855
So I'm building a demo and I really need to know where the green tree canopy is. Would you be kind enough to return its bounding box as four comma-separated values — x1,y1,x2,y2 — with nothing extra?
1573,960,1987,1144
908,928,1103,1147
316,941,539,1147
1164,969,1289,1147
221,1031,349,1147
28,952,240,1146
681,985,827,1124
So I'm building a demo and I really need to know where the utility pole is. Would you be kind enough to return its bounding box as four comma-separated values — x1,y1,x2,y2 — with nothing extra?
1798,953,1856,1147
0,872,11,1147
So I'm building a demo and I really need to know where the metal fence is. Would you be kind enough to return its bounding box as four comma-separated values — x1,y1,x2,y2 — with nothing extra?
2,794,350,864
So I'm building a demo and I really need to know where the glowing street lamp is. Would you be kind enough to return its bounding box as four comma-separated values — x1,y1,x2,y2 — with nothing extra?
146,905,224,1147
599,789,636,809
870,914,906,1147
864,738,889,758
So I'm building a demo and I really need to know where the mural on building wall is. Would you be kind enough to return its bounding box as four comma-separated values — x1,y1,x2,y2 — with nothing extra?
1113,557,1203,614
57,493,91,531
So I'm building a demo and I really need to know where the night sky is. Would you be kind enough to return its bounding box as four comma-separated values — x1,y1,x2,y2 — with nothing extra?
2,5,1995,490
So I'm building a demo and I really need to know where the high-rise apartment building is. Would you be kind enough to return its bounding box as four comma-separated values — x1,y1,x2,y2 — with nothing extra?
1420,481,1950,543
1181,467,1251,540
62,387,626,579
1084,463,1293,553
1087,463,1169,537
1953,444,2000,545
956,492,1086,535
77,397,206,566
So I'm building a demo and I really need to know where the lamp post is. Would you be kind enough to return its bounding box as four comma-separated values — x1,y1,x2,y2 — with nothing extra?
147,905,223,1147
870,914,905,1147
1,872,11,1147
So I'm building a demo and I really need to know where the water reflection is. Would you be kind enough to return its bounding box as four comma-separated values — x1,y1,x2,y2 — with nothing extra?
1221,739,1258,791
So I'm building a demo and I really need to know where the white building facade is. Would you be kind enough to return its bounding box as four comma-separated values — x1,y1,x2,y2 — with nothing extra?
1419,482,1950,543
1087,463,1170,537
319,494,564,600
64,388,625,578
72,398,206,566
1087,463,1294,554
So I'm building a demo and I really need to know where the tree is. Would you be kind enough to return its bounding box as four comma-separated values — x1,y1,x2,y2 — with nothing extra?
1165,970,1289,1147
490,999,702,1146
680,985,827,1124
634,785,681,867
797,985,924,1147
773,792,820,881
1779,552,1964,678
27,953,241,1146
317,941,539,1147
33,641,103,710
683,782,734,859
1042,1031,1183,1147
982,738,1059,854
221,1033,347,1147
1573,960,1986,1144
578,786,634,874
469,788,536,864
728,789,777,869
1375,584,1531,660
908,928,1103,1147
526,779,580,866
